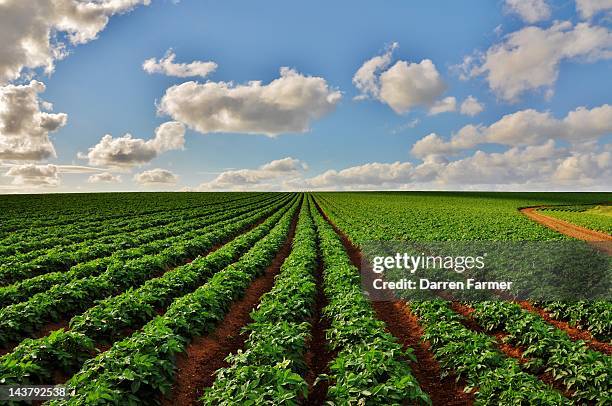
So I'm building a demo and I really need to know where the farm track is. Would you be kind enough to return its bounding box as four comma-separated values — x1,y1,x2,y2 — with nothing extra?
303,251,334,405
162,209,299,406
313,198,473,406
520,207,612,255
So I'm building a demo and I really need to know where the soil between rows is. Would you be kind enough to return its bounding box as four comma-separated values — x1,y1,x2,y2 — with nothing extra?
313,198,473,406
517,300,611,355
161,208,299,406
303,250,334,405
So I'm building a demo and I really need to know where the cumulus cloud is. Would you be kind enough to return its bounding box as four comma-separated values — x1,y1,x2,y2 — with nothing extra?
143,49,217,78
353,45,447,114
158,67,341,137
576,0,612,19
429,97,457,115
378,59,447,114
0,0,150,84
5,163,60,186
410,104,612,158
457,21,612,101
305,161,416,189
80,121,185,168
87,171,121,183
353,42,398,99
0,80,67,160
428,96,485,116
300,141,610,190
196,157,306,191
504,0,551,23
134,168,178,185
460,96,484,116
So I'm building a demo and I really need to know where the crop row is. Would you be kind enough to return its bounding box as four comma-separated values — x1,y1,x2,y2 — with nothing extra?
0,195,298,386
0,192,259,235
310,197,431,405
470,301,611,404
0,195,294,346
0,194,289,307
70,196,297,342
0,192,259,238
0,193,275,259
409,300,566,404
0,194,286,286
313,192,567,242
536,300,611,341
203,198,318,404
0,194,287,294
47,195,301,404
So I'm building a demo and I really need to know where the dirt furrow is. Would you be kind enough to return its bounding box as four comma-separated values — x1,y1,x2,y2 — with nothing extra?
312,198,473,406
449,302,574,398
516,300,611,354
161,211,299,406
303,252,334,405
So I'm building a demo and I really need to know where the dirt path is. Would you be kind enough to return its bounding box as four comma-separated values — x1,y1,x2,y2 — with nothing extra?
313,198,473,406
520,207,612,255
161,211,299,406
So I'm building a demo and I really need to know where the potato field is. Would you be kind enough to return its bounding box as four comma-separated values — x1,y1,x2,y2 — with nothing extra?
0,192,610,405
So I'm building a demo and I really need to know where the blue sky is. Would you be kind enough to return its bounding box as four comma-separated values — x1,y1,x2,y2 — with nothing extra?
0,0,610,192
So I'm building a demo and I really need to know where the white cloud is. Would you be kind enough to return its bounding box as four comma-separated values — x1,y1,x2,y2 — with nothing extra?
0,80,67,160
504,0,551,23
158,67,341,137
353,45,447,114
353,42,398,99
88,172,121,183
457,21,612,101
80,121,185,168
5,163,60,186
143,49,217,78
134,168,178,185
429,97,457,115
196,157,306,191
391,118,420,134
410,104,612,158
306,161,415,189
460,96,484,116
378,59,447,113
299,141,610,190
0,0,150,84
576,0,612,19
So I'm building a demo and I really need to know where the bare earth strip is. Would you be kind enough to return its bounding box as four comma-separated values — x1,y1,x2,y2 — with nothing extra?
520,207,612,255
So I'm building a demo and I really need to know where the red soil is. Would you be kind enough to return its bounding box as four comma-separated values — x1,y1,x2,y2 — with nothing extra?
517,300,611,355
161,211,299,406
